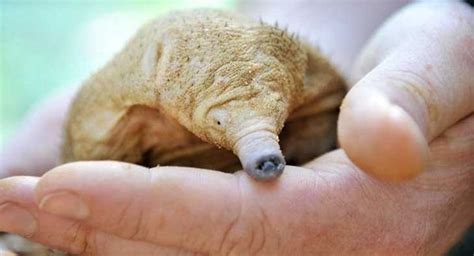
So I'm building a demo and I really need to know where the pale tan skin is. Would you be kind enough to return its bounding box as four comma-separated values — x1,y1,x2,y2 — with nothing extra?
63,9,345,180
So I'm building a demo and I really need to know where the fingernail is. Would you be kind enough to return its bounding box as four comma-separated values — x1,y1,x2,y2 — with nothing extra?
39,191,89,219
0,203,37,237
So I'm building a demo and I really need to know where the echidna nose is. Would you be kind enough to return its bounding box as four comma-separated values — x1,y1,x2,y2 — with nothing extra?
248,155,285,181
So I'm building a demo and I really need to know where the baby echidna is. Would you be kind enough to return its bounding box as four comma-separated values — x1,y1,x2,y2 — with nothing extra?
62,9,346,180
1,8,347,256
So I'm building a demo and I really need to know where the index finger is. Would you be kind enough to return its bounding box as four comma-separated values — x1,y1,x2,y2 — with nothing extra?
34,162,244,254
33,161,331,255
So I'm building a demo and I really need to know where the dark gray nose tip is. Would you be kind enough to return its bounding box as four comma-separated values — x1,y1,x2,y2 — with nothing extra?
247,155,285,181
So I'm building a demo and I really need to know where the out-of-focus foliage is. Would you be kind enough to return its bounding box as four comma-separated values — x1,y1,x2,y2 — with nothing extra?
0,0,235,144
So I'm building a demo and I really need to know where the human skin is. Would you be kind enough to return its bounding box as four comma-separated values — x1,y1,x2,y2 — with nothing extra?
0,1,473,255
339,1,474,180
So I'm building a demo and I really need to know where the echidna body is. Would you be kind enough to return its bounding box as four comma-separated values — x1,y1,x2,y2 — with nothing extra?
63,9,345,180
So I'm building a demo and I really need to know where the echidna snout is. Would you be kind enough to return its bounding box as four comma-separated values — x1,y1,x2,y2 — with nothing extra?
250,154,285,180
235,130,286,181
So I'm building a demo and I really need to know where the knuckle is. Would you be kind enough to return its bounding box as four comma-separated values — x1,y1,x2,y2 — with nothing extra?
384,68,441,135
219,210,270,256
125,204,150,241
216,176,244,255
217,215,240,255
0,177,26,191
248,206,275,256
108,189,151,242
217,176,278,256
115,198,142,239
89,167,153,243
60,222,98,255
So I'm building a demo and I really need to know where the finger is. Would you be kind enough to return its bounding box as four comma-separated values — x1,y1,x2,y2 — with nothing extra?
33,161,326,254
0,176,88,253
338,2,474,180
0,176,198,256
33,162,243,254
32,147,474,255
0,88,77,178
0,249,16,256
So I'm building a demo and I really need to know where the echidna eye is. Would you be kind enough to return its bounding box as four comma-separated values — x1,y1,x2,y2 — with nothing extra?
208,107,227,128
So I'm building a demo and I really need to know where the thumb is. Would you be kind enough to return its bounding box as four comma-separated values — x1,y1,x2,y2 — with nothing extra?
338,2,474,180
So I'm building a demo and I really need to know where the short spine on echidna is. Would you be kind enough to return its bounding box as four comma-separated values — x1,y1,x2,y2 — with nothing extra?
62,9,346,180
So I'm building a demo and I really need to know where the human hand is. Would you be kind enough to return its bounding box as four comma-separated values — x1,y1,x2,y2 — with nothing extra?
0,110,472,255
0,88,77,179
0,2,473,255
338,1,473,180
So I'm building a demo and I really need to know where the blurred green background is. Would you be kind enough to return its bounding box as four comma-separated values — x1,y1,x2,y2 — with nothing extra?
0,0,235,145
